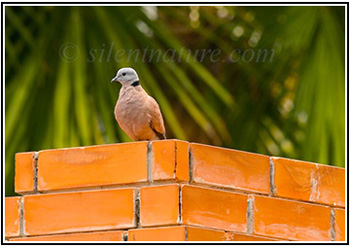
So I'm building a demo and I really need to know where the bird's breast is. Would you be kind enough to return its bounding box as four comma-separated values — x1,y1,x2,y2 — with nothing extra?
115,91,150,125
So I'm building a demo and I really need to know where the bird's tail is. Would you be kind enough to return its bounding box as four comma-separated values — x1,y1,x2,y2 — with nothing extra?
155,132,166,140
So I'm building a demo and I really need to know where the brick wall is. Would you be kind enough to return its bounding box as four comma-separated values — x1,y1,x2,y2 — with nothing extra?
5,140,346,242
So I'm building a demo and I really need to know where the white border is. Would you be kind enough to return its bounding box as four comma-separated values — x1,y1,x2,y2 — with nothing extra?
2,1,348,246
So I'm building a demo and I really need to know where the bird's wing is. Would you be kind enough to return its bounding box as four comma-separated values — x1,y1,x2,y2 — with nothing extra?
148,96,166,139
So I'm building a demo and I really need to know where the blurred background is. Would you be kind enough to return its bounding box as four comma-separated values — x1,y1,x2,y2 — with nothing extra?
5,6,345,196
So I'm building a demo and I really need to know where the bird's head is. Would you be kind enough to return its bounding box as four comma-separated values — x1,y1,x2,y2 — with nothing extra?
111,67,140,86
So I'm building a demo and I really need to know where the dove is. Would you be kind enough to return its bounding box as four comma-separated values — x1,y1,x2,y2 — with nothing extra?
111,67,166,141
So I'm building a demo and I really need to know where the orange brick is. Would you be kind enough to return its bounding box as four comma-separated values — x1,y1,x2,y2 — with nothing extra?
37,142,148,191
273,157,345,207
175,140,190,181
186,226,226,241
273,157,314,201
128,226,186,241
151,140,189,181
151,140,175,180
226,232,278,241
5,197,21,238
140,184,179,226
191,143,270,194
10,231,125,241
253,195,331,240
334,209,345,241
317,165,345,207
15,152,35,194
23,188,134,236
182,185,247,231
128,226,229,241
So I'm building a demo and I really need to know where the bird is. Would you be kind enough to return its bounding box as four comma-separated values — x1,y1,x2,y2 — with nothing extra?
111,67,166,141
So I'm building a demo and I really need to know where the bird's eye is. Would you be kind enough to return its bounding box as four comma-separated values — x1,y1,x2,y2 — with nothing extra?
122,73,126,76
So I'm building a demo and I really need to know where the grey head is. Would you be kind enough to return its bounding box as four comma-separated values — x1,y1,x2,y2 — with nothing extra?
111,67,140,87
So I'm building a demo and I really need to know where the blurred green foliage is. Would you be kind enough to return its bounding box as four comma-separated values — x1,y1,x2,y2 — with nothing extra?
5,6,345,196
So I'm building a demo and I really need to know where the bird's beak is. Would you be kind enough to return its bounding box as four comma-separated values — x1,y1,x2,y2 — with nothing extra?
111,76,118,83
